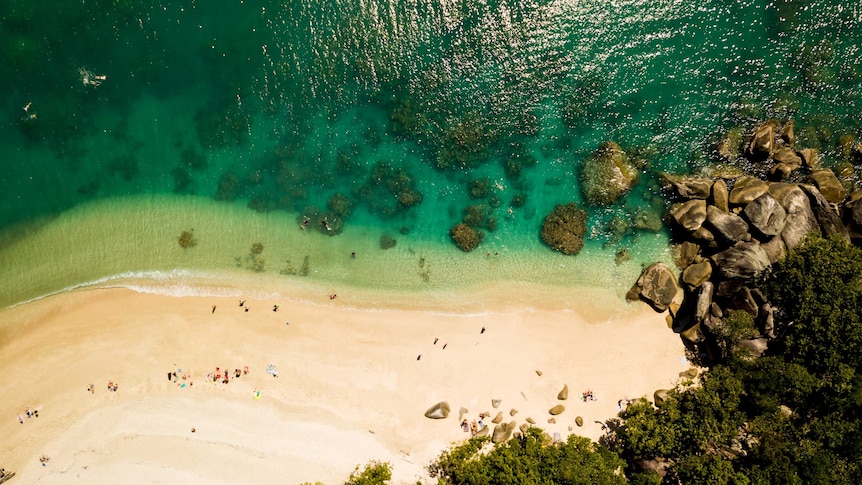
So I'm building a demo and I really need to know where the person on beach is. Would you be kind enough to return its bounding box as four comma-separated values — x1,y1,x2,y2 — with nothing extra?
212,305,217,313
273,304,280,312
480,326,486,334
87,384,95,394
244,306,249,312
17,414,24,424
329,294,337,300
433,337,438,345
239,299,245,307
416,354,421,361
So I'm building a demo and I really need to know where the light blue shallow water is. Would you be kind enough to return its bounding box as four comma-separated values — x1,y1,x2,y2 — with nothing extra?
1,0,860,307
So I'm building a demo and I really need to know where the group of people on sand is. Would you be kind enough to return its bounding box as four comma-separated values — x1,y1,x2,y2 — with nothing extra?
17,407,39,424
207,366,249,385
581,389,597,402
167,370,195,388
107,381,119,392
461,413,488,436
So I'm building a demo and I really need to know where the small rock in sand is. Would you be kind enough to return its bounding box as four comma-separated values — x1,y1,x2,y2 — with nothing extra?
492,412,504,424
549,404,566,415
557,384,569,400
491,399,501,408
424,401,450,419
509,408,518,416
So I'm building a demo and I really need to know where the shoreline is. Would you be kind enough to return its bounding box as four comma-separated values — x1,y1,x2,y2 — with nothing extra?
0,193,673,310
0,284,689,484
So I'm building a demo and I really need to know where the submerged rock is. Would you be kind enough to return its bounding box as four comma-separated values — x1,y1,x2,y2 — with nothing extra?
580,141,639,205
540,203,588,255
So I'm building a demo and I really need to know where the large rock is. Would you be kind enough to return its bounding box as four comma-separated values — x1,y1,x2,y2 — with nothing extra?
492,422,515,443
710,242,771,281
845,193,862,241
761,234,787,264
769,184,820,250
682,260,712,289
634,263,683,312
743,193,787,239
798,148,820,168
769,147,803,179
575,416,584,427
706,205,751,244
747,122,777,159
580,141,639,205
674,241,701,268
662,174,713,199
492,412,504,424
711,179,730,212
807,169,846,204
729,176,770,205
729,286,759,316
670,199,708,232
800,184,850,240
425,401,451,419
695,281,714,323
549,404,565,415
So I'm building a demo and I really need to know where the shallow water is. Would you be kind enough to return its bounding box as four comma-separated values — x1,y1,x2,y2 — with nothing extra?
1,0,860,307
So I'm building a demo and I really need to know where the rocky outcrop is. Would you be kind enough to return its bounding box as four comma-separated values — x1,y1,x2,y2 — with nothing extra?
549,404,565,415
632,120,862,367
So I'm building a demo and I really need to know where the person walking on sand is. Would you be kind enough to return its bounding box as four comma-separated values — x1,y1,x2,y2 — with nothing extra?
239,299,245,307
17,414,24,424
480,326,486,334
212,305,217,313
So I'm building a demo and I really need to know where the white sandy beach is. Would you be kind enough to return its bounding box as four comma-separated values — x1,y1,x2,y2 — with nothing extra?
0,286,690,484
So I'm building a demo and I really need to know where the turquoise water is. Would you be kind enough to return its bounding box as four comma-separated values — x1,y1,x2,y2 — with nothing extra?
1,0,861,307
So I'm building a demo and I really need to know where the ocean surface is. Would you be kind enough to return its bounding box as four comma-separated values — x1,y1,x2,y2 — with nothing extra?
1,0,860,309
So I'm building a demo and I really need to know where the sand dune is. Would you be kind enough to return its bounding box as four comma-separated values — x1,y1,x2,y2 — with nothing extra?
0,287,689,484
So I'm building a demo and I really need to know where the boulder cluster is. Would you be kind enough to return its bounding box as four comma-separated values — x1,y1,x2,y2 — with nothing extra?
630,119,860,361
424,383,582,444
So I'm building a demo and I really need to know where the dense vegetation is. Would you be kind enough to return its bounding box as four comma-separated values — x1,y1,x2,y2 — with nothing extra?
333,235,862,484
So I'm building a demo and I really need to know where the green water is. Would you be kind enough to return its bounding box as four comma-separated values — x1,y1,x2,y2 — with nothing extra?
1,0,861,308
